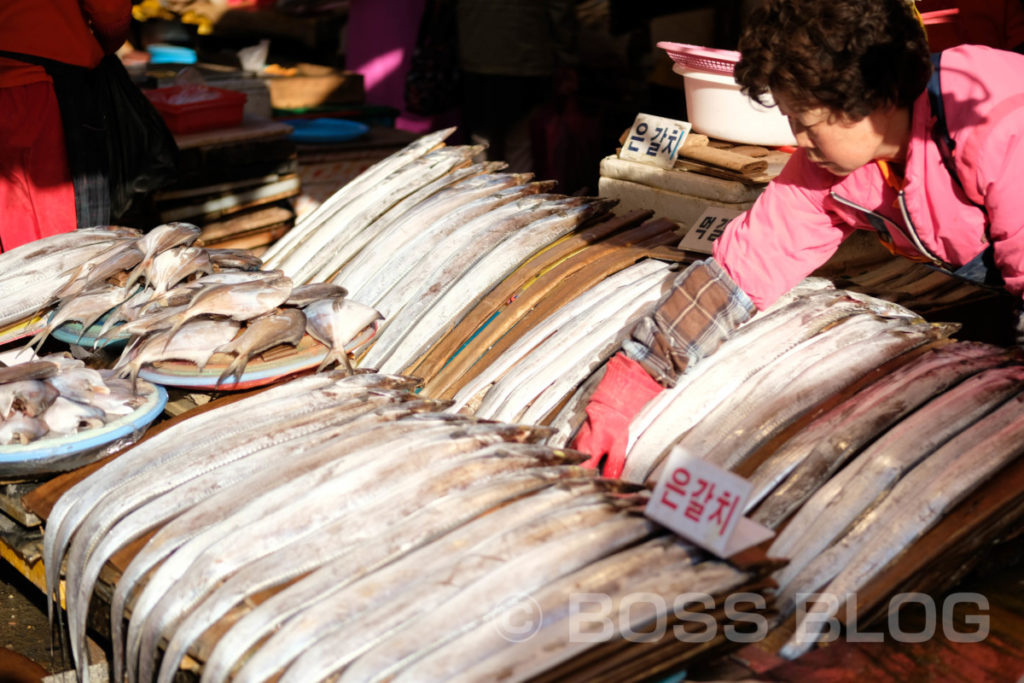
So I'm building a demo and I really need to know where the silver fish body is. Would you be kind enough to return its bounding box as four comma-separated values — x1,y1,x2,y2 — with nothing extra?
303,297,383,373
213,308,308,385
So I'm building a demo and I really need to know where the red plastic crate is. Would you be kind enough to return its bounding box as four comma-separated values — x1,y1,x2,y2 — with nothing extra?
145,85,247,134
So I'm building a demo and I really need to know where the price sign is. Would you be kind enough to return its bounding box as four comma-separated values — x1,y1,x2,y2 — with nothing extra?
678,206,743,255
645,446,773,558
619,113,692,169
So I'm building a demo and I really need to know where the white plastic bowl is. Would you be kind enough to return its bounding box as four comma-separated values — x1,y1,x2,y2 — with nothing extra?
658,41,797,147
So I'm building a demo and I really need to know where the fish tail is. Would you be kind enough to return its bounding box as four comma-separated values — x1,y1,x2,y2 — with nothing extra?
93,319,119,348
92,301,129,345
25,326,52,356
126,359,142,392
74,310,109,345
216,354,248,387
124,257,151,291
316,348,354,375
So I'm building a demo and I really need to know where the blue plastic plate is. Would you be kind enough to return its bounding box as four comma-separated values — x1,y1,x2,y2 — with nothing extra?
147,44,198,65
284,118,370,144
52,318,130,350
0,380,167,478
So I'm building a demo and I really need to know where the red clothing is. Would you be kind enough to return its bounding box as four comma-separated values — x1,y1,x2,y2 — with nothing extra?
0,83,77,251
0,0,130,251
0,0,130,87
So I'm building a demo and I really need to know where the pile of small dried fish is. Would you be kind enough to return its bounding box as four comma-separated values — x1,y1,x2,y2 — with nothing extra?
0,227,142,332
108,266,378,385
615,282,1024,659
7,222,380,385
0,349,146,447
45,371,774,683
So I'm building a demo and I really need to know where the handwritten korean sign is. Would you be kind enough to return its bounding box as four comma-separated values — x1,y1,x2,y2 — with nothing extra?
645,447,773,558
678,205,743,255
619,113,691,169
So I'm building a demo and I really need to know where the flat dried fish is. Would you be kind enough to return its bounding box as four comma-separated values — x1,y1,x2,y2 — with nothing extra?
304,298,383,373
214,308,307,385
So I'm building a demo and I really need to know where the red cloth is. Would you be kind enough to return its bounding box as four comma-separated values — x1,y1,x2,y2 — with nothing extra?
0,0,130,88
572,352,664,479
0,82,76,251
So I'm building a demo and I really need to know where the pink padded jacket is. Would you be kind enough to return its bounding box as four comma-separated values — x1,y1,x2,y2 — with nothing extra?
713,44,1024,310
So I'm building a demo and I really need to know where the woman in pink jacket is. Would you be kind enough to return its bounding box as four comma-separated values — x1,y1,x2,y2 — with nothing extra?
636,0,1024,386
714,0,1024,311
575,0,1024,472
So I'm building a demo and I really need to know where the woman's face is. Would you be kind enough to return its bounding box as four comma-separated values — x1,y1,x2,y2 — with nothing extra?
775,93,894,176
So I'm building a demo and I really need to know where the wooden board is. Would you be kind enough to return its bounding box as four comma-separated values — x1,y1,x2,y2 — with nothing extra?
201,224,291,251
172,117,294,151
155,173,288,203
158,175,301,223
199,205,295,243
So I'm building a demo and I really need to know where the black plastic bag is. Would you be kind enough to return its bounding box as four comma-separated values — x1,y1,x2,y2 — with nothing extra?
94,54,179,222
0,51,178,226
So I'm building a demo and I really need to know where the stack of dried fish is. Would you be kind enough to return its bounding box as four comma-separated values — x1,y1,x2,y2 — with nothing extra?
0,227,143,334
753,346,1024,659
107,267,378,386
446,259,673,434
0,350,145,446
13,222,380,385
44,371,774,683
406,211,685,388
258,129,691,386
617,282,1024,659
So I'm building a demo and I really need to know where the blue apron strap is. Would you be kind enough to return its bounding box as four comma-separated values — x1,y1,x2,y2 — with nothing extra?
948,246,1006,288
862,212,896,247
926,52,1002,287
929,52,989,218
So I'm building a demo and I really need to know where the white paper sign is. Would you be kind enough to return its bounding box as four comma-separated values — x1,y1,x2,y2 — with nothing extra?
645,446,773,558
619,113,692,169
677,205,743,255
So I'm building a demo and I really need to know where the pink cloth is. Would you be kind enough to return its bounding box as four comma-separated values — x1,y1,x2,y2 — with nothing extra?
346,0,461,134
713,44,1024,308
572,352,664,479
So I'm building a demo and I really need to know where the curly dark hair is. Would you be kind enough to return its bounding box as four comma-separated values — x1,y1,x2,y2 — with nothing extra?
734,0,932,119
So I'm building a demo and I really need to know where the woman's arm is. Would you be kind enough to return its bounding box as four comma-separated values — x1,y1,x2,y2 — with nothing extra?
713,150,856,310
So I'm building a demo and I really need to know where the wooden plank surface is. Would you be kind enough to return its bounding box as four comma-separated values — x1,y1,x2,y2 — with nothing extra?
201,224,290,251
199,205,294,242
172,117,293,151
158,175,300,223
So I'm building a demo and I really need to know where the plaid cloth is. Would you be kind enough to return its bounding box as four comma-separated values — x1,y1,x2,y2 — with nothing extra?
625,258,755,386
